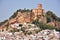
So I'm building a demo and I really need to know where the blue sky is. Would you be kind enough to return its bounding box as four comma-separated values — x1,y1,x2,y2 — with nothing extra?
0,0,60,22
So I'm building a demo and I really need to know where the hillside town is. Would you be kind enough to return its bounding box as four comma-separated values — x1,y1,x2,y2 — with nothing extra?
0,4,60,40
0,23,60,40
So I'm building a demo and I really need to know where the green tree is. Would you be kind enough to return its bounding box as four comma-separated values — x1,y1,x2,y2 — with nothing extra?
46,11,60,22
46,16,51,23
9,12,17,19
12,28,19,32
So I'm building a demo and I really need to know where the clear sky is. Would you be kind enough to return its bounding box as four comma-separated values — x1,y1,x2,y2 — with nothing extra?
0,0,60,22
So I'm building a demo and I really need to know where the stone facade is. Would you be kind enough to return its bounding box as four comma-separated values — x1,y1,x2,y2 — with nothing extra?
32,4,44,16
32,4,46,23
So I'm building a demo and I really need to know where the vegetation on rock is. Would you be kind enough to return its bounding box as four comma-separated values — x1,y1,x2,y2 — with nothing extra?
46,11,60,22
0,19,8,26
